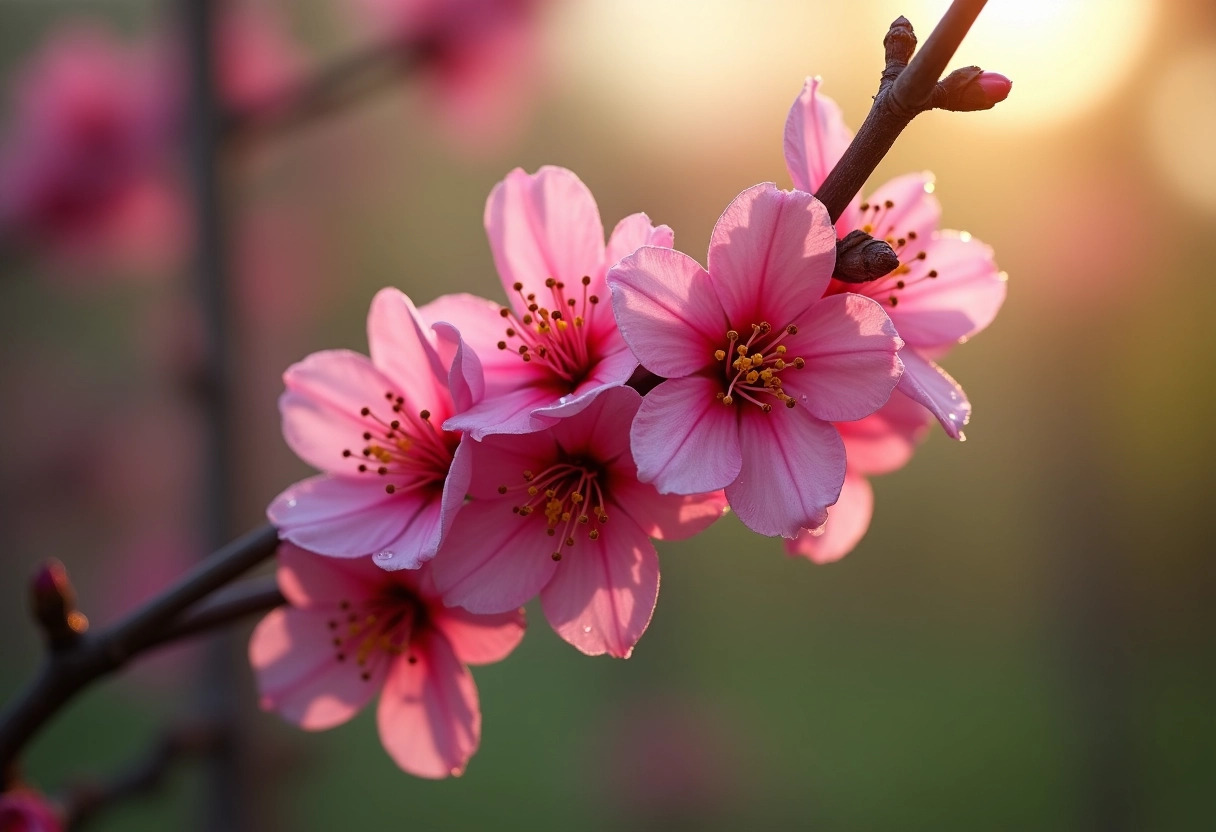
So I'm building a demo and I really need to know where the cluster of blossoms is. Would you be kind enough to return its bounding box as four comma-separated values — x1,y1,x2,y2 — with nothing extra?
253,79,1005,778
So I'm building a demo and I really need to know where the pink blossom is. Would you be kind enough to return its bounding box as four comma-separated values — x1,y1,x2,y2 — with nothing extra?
250,544,524,778
784,76,1006,438
353,0,547,148
607,182,904,538
436,165,673,440
431,386,726,658
785,394,931,563
0,790,61,832
0,25,185,273
267,288,479,571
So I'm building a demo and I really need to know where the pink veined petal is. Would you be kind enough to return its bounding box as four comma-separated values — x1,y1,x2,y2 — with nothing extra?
279,350,404,474
376,629,479,779
707,183,837,325
366,287,448,414
896,349,970,440
609,475,728,541
539,513,659,659
837,392,931,476
862,172,941,244
545,385,640,468
420,292,529,384
268,475,417,560
433,605,527,666
783,77,853,195
604,212,675,271
431,321,485,415
250,607,384,731
461,428,558,500
726,406,845,537
430,500,560,613
442,382,565,440
784,471,874,564
781,293,903,422
530,342,638,423
630,376,743,494
484,165,606,308
608,245,727,378
883,232,1006,349
275,543,386,608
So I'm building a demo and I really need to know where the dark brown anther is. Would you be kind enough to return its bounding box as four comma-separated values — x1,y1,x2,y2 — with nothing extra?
833,230,900,283
31,559,89,651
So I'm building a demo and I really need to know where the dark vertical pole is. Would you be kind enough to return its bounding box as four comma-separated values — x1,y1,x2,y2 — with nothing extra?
184,0,245,830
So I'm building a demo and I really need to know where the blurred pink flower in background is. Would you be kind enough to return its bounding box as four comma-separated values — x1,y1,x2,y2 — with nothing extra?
784,77,1006,438
213,3,304,112
438,165,672,439
0,789,61,832
268,288,477,572
786,394,930,563
250,544,525,778
0,25,184,275
432,387,726,658
608,182,903,538
354,0,548,149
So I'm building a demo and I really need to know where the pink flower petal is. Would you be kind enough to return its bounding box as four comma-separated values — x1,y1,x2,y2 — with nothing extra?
726,406,845,537
376,630,479,779
608,246,727,378
268,475,416,560
540,514,659,658
604,212,675,271
609,477,728,541
837,392,931,476
885,232,1006,349
420,292,528,384
862,172,941,244
706,183,836,325
896,349,970,439
781,293,904,422
279,349,401,474
434,605,527,666
782,77,861,231
484,166,606,307
430,500,560,613
250,607,383,731
275,542,386,608
546,384,639,466
431,321,484,414
366,287,448,414
631,376,743,494
460,428,558,500
530,342,638,422
442,381,565,440
784,471,874,564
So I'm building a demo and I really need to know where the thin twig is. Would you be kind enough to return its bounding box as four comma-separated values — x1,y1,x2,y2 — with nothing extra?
0,525,280,788
815,0,991,224
144,578,285,652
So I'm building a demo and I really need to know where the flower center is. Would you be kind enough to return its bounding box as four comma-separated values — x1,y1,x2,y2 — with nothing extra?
494,277,601,383
853,198,940,309
340,390,457,495
712,322,805,412
497,459,609,561
325,586,427,682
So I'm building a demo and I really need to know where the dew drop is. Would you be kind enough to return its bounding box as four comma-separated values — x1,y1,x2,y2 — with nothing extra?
285,499,297,509
558,395,571,405
374,550,395,562
582,625,592,634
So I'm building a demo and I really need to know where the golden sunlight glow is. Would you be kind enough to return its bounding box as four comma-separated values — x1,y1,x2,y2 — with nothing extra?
871,0,1156,128
1147,44,1216,214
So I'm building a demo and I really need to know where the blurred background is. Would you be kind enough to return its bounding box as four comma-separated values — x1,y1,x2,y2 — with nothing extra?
1,0,1213,829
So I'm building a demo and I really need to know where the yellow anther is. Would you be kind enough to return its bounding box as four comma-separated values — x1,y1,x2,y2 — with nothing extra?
714,349,726,361
527,486,538,496
746,370,759,384
570,492,584,503
773,359,785,370
736,345,748,356
588,529,600,540
556,320,568,332
793,357,806,369
776,345,787,354
726,330,739,341
574,316,585,326
862,223,874,233
722,395,734,405
751,353,764,365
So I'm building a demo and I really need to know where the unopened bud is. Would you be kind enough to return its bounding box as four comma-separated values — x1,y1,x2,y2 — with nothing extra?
933,66,1012,112
31,559,88,650
833,230,899,283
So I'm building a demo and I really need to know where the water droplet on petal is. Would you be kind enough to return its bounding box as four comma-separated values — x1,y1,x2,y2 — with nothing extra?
559,394,571,405
285,499,297,509
582,625,592,634
374,550,395,562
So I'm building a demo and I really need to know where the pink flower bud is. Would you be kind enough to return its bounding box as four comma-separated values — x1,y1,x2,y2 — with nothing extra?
976,72,1012,105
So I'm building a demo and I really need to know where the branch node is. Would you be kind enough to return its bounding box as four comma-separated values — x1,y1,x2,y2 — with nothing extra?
30,560,88,652
834,231,900,283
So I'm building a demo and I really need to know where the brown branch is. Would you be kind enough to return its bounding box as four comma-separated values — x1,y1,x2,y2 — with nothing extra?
0,525,280,788
815,0,1001,227
143,578,285,652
